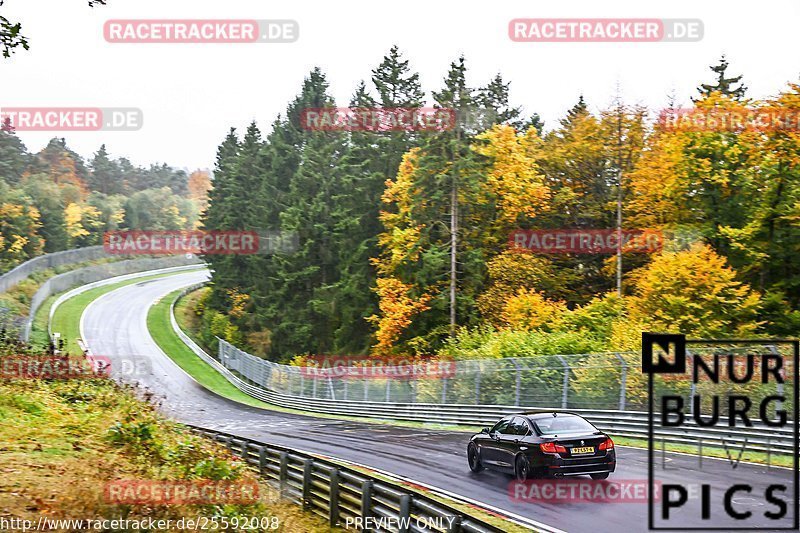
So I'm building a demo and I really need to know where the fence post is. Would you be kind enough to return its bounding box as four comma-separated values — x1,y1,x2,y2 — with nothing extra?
299,374,304,397
312,376,318,398
386,379,391,402
687,349,696,416
556,355,569,409
329,467,340,527
279,451,288,498
614,353,628,411
360,480,373,531
398,494,411,533
328,376,336,400
475,361,482,405
302,459,313,509
240,440,249,462
343,379,349,401
514,359,521,406
441,378,448,404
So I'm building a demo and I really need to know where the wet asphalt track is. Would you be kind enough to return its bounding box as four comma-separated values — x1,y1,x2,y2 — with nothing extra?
80,270,798,533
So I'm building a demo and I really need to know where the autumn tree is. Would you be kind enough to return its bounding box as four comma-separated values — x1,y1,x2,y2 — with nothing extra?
501,290,568,332
629,244,761,337
477,250,568,326
187,169,212,217
0,183,43,267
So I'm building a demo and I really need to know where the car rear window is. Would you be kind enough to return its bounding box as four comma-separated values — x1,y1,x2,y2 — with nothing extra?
532,415,596,435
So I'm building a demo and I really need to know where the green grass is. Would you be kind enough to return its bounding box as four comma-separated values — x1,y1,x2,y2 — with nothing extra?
50,270,203,356
29,293,58,348
147,291,277,409
614,435,793,468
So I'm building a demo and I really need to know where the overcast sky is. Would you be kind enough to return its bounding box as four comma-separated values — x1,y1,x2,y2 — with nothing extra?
1,0,798,171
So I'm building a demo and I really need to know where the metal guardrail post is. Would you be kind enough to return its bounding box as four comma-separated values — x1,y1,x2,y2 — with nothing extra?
329,467,340,527
258,446,267,475
302,459,313,509
556,355,569,409
614,352,628,411
442,378,448,404
360,480,373,531
398,494,411,533
279,451,289,497
241,440,249,461
386,379,391,402
514,359,521,406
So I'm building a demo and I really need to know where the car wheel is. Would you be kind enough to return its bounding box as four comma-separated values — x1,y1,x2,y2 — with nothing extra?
514,455,530,481
591,472,610,480
468,444,483,473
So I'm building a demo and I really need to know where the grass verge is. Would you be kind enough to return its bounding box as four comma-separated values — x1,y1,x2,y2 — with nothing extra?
0,357,339,532
614,435,793,468
51,270,203,356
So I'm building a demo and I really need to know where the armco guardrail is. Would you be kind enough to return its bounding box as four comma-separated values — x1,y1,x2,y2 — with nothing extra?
21,255,203,342
169,286,797,456
189,425,518,533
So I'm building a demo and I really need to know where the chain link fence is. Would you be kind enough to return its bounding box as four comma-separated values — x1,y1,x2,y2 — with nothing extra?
216,339,794,415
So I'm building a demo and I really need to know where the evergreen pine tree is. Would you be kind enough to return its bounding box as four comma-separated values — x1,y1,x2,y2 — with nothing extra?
696,55,747,100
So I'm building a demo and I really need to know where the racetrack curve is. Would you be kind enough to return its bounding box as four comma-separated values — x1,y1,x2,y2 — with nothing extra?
80,270,797,533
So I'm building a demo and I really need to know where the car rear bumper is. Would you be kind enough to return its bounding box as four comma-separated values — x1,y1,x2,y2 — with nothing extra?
536,451,617,477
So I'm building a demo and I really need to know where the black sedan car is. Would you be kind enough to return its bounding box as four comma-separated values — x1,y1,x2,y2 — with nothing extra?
467,412,616,481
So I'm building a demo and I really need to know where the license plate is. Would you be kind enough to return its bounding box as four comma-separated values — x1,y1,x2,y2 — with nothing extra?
571,446,594,454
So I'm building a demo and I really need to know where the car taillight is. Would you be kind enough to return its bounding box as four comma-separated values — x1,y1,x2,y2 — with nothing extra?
599,438,614,451
540,442,567,454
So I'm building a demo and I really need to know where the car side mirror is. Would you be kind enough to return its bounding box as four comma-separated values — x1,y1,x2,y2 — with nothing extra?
480,428,490,434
